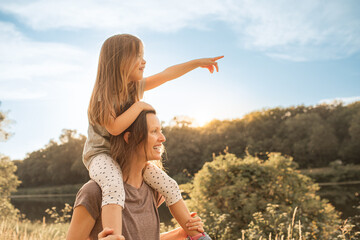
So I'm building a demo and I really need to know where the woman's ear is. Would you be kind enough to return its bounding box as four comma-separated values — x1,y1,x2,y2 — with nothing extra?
124,132,131,144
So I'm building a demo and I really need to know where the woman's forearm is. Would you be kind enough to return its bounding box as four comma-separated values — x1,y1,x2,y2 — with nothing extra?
160,227,186,240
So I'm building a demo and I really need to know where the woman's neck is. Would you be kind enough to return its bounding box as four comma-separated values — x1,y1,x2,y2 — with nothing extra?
125,156,147,189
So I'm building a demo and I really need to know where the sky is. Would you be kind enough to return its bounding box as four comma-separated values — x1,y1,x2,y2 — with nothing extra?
0,0,360,160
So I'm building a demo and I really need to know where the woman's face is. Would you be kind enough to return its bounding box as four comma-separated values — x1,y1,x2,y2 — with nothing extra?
143,113,166,160
129,43,146,82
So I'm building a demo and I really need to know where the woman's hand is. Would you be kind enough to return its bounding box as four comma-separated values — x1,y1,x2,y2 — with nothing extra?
198,56,224,73
186,212,204,233
98,227,125,240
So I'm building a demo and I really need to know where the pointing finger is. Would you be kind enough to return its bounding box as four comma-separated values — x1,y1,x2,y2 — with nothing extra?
213,56,224,61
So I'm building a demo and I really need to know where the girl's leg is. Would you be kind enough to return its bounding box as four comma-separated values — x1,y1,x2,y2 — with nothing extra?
89,154,125,235
143,163,200,237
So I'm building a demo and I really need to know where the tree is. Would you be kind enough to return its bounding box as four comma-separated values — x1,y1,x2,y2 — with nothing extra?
184,152,341,239
163,125,202,178
275,112,338,167
15,129,88,187
0,103,20,220
339,108,360,163
0,102,13,141
0,155,20,220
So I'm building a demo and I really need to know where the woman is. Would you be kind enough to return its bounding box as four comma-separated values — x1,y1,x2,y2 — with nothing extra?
67,110,209,240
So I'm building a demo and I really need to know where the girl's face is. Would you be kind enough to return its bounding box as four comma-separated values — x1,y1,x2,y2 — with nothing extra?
142,113,166,161
129,44,146,82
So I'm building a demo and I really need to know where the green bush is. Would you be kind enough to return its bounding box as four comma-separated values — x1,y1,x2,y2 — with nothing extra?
0,155,21,220
184,152,341,239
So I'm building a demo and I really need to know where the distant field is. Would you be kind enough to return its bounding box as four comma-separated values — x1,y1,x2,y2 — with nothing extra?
300,164,360,183
13,184,83,196
12,164,360,196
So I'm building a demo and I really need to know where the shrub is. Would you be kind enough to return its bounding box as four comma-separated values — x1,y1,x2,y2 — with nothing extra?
184,152,341,239
0,155,21,220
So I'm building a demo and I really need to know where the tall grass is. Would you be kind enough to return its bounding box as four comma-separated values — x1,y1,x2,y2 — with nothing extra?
0,218,68,240
1,204,359,240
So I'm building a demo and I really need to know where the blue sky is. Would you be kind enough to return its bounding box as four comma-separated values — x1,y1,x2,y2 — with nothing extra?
0,0,359,160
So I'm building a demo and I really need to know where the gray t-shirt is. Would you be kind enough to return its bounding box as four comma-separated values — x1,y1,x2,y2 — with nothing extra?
74,180,164,240
82,79,146,169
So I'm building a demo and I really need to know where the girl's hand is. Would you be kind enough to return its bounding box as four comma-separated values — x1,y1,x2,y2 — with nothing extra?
136,101,155,111
199,56,224,73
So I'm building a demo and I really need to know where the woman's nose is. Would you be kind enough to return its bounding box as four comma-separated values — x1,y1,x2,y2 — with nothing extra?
159,133,166,142
142,58,146,64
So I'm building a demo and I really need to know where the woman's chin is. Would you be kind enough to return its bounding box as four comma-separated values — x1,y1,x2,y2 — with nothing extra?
148,154,161,161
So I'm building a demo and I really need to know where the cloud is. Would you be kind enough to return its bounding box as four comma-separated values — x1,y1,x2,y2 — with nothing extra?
0,0,225,32
319,96,360,105
0,22,90,81
1,0,360,61
0,87,47,101
0,21,96,100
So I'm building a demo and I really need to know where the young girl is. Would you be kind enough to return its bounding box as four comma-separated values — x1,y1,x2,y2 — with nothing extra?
83,34,223,240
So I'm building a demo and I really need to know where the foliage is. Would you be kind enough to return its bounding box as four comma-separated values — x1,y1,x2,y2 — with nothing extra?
15,129,88,187
13,101,360,188
45,203,73,224
0,102,13,142
184,152,342,239
162,102,360,180
0,154,21,220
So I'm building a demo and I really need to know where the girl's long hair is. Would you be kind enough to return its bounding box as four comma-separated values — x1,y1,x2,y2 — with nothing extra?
110,110,164,182
88,34,142,126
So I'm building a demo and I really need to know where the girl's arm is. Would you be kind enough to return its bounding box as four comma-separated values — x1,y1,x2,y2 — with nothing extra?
66,206,95,240
144,56,224,91
105,101,154,136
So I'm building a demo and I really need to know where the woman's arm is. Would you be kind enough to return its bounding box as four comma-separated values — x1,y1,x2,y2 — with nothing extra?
160,227,185,240
144,56,224,91
66,206,96,240
105,101,154,136
160,213,204,240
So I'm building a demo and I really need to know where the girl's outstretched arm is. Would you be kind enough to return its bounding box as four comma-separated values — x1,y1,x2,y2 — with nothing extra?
144,56,224,91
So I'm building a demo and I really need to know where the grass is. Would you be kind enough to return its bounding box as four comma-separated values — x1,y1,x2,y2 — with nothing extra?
0,218,69,240
1,208,359,240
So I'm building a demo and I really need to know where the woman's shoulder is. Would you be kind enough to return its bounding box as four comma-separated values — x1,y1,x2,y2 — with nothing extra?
76,180,101,200
74,180,102,222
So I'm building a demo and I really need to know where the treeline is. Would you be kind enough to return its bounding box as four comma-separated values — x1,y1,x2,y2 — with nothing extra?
164,101,360,177
14,130,88,188
14,101,360,187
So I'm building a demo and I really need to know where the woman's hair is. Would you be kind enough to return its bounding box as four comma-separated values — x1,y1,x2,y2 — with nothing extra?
110,110,163,182
88,34,143,126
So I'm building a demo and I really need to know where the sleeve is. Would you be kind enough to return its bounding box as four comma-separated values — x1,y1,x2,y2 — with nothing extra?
74,180,102,221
